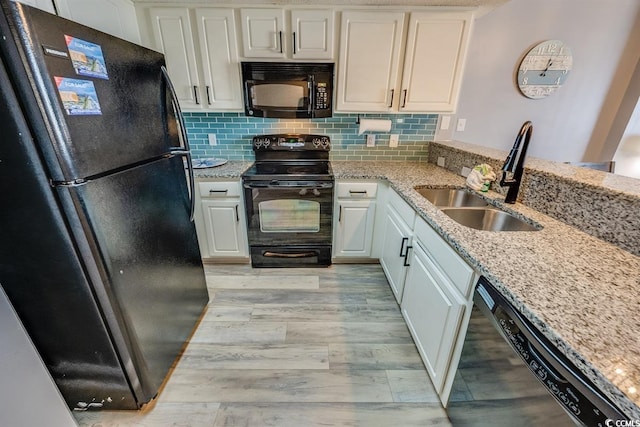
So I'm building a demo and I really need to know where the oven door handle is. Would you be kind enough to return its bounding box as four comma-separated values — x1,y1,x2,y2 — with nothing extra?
263,251,317,258
243,182,333,190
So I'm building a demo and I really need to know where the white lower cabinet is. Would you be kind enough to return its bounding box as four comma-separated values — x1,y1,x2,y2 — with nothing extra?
333,200,376,257
379,189,416,302
401,237,465,393
333,181,378,259
194,180,248,261
401,216,474,400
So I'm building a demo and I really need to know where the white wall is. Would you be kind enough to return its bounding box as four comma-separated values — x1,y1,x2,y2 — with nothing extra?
451,0,640,163
613,99,640,179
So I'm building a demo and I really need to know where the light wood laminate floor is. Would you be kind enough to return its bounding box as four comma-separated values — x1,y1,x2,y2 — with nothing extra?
73,264,452,427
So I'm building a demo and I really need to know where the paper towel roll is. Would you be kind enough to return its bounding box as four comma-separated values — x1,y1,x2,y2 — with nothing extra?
358,119,392,135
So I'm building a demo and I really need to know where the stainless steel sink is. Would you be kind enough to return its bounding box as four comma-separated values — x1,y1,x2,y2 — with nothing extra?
415,187,489,207
441,207,541,232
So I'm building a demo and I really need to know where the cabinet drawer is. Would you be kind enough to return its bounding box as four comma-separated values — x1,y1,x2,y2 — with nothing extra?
414,217,474,297
336,181,378,198
198,181,241,198
388,189,416,230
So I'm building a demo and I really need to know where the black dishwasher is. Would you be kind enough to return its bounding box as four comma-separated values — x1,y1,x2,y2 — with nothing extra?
447,277,628,426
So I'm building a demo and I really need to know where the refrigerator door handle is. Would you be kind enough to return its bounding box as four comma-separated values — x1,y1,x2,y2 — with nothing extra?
161,65,196,222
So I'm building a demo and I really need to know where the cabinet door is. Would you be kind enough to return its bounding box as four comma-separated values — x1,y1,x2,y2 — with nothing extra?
336,11,405,112
334,200,376,257
379,206,412,303
401,241,465,393
194,9,243,110
240,8,286,59
148,7,201,109
55,0,141,44
400,11,472,112
16,0,55,13
291,9,334,60
201,200,247,258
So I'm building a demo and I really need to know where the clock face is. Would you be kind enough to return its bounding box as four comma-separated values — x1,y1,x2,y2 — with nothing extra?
517,40,572,99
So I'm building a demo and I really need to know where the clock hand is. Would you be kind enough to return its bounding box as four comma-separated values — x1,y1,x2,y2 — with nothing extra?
540,59,553,77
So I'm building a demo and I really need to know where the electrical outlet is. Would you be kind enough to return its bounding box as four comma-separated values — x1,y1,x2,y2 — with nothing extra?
461,166,472,177
389,134,399,148
366,134,376,147
208,134,217,146
437,157,445,167
440,115,451,130
456,119,467,132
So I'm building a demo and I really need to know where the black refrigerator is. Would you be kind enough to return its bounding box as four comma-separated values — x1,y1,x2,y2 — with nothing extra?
0,0,209,411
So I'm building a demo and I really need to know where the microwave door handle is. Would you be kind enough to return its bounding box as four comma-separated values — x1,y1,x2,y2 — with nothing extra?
244,81,252,114
308,76,314,116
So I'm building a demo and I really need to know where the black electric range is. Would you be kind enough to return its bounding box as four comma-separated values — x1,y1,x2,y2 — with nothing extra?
241,134,334,267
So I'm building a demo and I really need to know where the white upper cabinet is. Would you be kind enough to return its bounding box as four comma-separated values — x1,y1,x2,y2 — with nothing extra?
336,11,406,112
148,7,201,109
400,11,472,112
194,9,243,110
145,7,242,111
240,8,286,59
240,8,334,60
55,0,141,44
336,9,473,113
16,0,55,13
290,9,334,60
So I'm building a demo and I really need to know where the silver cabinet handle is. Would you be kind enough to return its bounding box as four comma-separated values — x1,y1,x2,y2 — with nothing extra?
209,189,228,194
349,190,367,195
235,204,239,222
389,89,394,108
338,205,342,223
193,85,199,105
206,86,211,105
401,89,407,108
278,31,283,53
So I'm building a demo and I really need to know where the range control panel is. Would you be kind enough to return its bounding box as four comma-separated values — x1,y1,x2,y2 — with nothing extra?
252,134,331,151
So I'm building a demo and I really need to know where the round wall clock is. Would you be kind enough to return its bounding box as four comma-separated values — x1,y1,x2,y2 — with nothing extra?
517,40,572,99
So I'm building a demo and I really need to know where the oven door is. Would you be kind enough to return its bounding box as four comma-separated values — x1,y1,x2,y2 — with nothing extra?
243,180,333,245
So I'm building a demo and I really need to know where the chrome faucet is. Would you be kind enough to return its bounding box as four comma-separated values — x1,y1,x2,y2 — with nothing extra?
500,121,533,204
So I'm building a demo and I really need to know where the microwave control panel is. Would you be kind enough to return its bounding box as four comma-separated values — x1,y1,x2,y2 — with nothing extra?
315,83,329,110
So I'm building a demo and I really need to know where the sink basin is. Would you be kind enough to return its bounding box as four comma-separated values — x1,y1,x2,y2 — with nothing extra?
441,207,541,232
415,187,489,207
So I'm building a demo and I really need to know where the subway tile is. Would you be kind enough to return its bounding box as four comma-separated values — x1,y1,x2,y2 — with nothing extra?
185,113,436,160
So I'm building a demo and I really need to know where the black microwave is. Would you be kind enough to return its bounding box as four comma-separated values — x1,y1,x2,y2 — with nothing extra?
241,62,334,119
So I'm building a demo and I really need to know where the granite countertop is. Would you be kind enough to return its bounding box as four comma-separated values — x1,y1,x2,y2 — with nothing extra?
192,158,640,418
332,160,640,420
193,160,253,179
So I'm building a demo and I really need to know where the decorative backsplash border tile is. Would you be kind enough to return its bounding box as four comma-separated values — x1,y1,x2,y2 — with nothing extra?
183,112,437,161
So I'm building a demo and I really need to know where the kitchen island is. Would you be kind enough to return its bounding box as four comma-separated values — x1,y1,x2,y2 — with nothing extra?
195,158,640,420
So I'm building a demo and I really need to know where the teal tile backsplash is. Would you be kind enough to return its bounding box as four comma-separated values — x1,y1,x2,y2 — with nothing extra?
183,112,437,161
